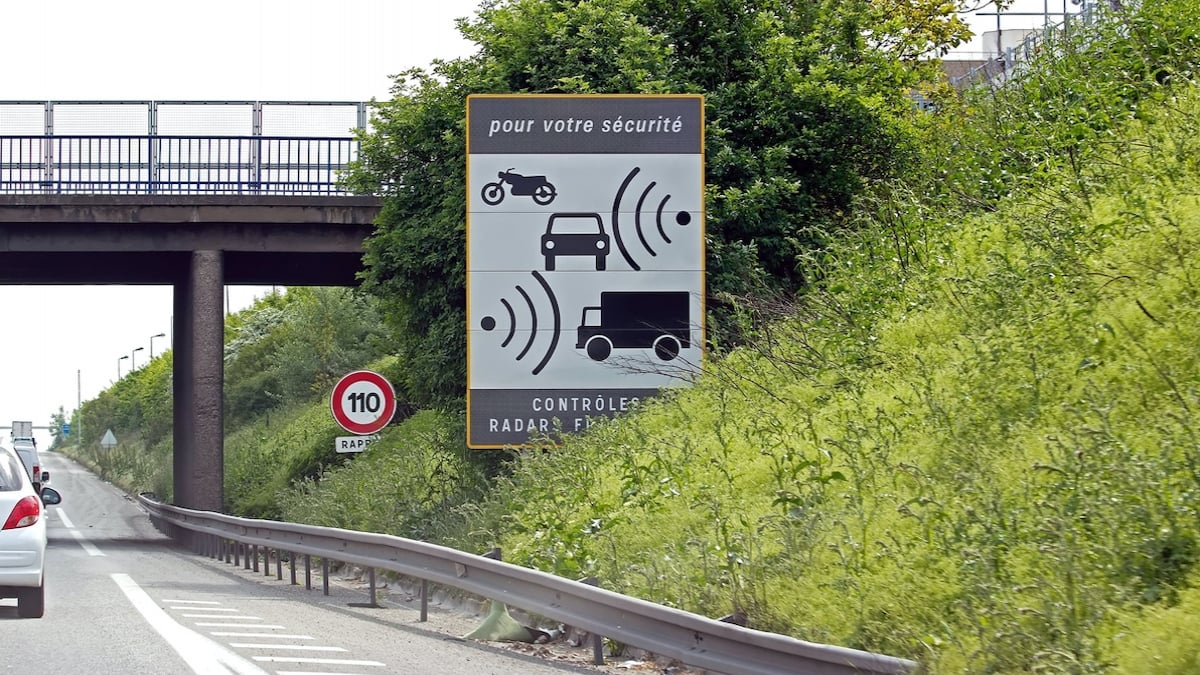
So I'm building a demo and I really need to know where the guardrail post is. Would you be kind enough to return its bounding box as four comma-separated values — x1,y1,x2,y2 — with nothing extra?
264,547,273,577
420,579,428,622
322,558,330,596
304,554,312,590
580,577,605,666
290,552,297,585
368,567,377,607
252,545,260,572
234,540,240,567
244,544,252,570
276,550,283,580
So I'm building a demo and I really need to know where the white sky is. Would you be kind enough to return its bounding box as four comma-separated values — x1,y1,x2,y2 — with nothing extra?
0,0,1078,448
0,0,483,448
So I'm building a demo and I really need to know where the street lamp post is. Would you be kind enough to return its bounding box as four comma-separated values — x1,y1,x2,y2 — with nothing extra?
118,355,129,379
150,332,166,359
132,346,145,371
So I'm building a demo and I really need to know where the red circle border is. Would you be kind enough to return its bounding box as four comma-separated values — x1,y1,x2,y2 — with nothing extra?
330,370,396,435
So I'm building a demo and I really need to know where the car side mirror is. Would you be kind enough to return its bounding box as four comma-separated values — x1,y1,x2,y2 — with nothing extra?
40,487,62,505
40,471,49,483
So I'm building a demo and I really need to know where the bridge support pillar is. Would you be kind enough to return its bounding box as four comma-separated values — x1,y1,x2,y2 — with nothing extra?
173,250,225,512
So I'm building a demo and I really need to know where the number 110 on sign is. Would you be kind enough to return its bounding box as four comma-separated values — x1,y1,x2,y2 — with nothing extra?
348,391,382,413
331,370,397,435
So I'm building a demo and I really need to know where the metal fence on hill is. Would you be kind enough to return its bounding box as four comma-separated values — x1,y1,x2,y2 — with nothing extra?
950,1,1116,90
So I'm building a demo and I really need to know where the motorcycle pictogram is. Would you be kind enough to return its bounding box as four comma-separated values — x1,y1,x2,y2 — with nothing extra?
481,169,557,206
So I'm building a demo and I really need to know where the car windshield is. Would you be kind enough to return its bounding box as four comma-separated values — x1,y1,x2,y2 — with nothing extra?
548,215,602,235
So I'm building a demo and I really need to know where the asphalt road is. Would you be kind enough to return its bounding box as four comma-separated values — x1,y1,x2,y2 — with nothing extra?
0,450,628,675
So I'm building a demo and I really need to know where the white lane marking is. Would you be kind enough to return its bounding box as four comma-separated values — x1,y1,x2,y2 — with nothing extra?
209,633,314,640
112,573,270,675
276,667,374,672
229,644,345,652
196,623,286,629
165,599,223,605
175,607,239,612
55,508,105,557
251,657,385,667
183,614,264,620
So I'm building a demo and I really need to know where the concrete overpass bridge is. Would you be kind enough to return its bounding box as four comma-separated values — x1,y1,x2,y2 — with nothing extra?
0,100,382,512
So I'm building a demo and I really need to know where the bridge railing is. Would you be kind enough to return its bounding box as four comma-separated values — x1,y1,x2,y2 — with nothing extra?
0,134,360,195
0,100,368,195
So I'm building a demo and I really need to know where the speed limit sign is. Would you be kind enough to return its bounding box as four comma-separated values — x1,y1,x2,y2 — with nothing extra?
331,370,396,435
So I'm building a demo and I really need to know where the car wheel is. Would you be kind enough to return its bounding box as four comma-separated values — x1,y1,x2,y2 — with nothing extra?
18,583,45,618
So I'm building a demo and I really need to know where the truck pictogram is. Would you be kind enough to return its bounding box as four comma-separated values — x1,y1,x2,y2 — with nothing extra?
576,291,690,362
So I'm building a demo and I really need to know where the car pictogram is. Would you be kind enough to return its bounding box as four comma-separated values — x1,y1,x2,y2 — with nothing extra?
540,212,610,271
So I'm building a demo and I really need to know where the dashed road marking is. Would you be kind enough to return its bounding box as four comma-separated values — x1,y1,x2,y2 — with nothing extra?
196,623,287,629
183,614,263,619
162,597,388,672
228,643,346,652
113,574,269,675
55,509,105,556
209,633,314,640
251,656,386,667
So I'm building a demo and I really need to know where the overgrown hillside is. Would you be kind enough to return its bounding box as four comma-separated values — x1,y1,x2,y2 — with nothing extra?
287,4,1200,672
426,90,1200,671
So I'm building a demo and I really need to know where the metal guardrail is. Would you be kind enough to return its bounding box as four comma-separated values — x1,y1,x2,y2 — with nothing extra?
137,494,918,675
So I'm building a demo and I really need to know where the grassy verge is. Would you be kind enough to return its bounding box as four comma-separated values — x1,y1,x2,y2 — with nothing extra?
270,86,1200,672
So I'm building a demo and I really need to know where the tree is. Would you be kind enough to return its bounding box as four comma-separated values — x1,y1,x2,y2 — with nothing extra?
349,0,981,405
223,288,392,426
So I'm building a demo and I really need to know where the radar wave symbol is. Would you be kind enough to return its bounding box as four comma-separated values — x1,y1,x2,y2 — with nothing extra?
612,167,694,271
478,270,560,376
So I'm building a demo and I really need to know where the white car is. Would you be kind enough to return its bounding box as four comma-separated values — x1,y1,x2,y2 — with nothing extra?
0,443,62,618
13,439,45,492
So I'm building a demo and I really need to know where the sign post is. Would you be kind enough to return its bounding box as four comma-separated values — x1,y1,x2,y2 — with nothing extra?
466,94,706,448
330,370,396,452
